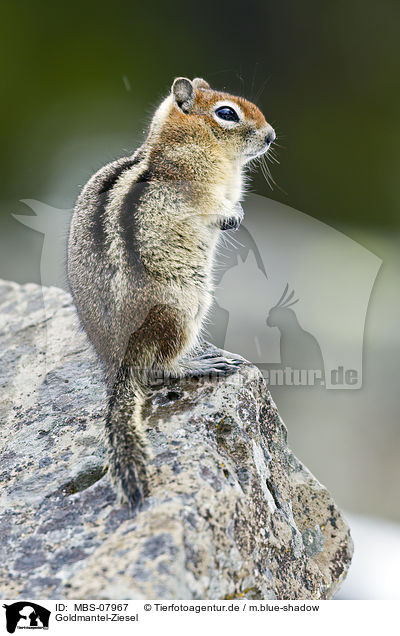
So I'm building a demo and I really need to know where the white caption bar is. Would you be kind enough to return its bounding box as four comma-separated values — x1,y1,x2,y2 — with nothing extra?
1,600,398,635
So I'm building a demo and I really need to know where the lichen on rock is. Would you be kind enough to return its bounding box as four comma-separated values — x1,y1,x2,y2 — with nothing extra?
0,280,353,599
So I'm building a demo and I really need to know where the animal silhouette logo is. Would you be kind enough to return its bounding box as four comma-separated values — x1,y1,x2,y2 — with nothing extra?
211,249,271,363
14,192,381,389
266,283,324,373
2,602,50,633
211,194,381,388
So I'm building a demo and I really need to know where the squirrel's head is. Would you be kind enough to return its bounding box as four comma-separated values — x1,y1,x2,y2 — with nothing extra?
150,77,275,165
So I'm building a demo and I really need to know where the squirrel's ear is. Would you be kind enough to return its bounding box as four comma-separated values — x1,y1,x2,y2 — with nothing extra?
172,77,194,113
192,78,210,90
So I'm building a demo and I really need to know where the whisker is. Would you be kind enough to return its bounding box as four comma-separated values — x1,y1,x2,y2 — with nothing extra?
260,156,274,190
260,155,287,195
254,74,271,104
266,149,280,165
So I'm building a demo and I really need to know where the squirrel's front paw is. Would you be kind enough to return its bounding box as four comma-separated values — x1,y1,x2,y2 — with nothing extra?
220,216,242,231
219,202,244,231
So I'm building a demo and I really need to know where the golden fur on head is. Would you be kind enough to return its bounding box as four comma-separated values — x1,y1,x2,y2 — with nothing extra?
150,76,275,168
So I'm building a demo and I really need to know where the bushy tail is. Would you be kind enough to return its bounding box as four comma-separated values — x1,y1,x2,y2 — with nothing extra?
104,365,150,509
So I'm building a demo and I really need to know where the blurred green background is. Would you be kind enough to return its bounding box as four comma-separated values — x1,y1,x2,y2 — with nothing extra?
2,0,400,258
1,0,400,598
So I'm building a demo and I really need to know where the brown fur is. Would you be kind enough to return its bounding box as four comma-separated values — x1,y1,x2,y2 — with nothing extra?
123,304,186,369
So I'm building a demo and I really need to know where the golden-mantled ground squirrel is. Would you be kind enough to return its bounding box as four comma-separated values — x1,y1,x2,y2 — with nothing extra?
67,77,275,508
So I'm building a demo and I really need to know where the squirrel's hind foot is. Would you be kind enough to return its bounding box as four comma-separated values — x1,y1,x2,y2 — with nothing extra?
181,350,244,379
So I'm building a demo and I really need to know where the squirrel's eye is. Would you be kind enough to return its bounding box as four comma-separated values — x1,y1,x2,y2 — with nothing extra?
215,106,239,122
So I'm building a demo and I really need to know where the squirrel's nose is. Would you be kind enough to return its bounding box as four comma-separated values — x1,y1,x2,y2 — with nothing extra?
265,129,276,146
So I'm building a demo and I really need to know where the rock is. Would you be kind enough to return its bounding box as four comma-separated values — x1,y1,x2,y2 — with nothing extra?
0,279,353,599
